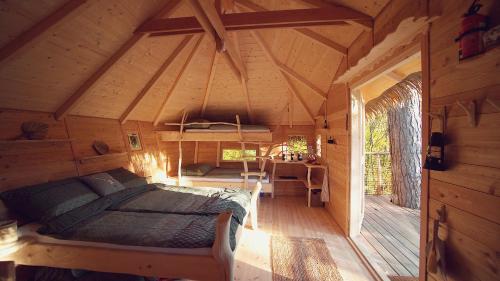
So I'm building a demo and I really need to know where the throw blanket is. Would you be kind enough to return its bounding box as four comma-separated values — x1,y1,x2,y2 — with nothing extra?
38,185,251,250
110,184,251,225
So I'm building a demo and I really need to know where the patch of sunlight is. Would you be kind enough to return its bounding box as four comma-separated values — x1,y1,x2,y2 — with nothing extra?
235,229,272,273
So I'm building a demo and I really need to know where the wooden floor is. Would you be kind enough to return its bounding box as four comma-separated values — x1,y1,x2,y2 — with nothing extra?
234,195,376,281
352,195,420,280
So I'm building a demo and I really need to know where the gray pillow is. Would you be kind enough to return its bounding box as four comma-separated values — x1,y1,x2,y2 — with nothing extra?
80,173,126,196
0,178,99,222
105,168,148,188
182,163,213,176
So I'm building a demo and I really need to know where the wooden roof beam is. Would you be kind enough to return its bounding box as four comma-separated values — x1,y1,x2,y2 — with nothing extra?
0,0,88,66
234,0,347,55
54,0,182,120
137,7,370,35
187,0,247,81
200,50,220,117
119,35,194,124
231,32,254,123
298,0,373,30
277,62,327,100
153,35,205,126
386,70,406,82
249,31,315,123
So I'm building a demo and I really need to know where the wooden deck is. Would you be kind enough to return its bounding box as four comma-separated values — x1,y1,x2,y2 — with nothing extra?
352,195,420,280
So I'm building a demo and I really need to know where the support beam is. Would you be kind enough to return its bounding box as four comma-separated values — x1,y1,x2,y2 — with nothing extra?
298,0,373,30
119,35,193,124
54,0,182,120
138,7,370,35
153,35,204,126
294,28,347,55
187,0,248,81
235,0,348,56
0,0,88,66
277,62,327,100
231,32,254,123
249,31,315,123
200,50,220,117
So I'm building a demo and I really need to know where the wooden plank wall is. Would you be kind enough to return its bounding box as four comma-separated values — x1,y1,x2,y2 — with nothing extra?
324,84,350,234
0,109,167,191
426,0,500,280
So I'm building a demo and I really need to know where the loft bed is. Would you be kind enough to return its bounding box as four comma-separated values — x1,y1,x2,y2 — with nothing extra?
157,122,272,142
0,168,262,281
160,114,277,190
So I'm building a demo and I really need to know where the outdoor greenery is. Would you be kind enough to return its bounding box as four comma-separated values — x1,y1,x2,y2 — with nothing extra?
222,149,257,161
287,135,308,154
365,114,392,195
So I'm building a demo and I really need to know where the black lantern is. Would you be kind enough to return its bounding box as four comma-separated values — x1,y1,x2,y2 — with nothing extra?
424,132,446,171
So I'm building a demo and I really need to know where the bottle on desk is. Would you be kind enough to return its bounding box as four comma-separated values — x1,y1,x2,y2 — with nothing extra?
290,152,294,161
298,153,303,161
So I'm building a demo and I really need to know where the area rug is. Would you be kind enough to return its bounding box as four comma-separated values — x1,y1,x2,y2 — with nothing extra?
270,236,344,281
388,276,418,281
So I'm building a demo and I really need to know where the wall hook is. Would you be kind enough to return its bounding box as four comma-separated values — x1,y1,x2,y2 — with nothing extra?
485,97,500,111
456,100,476,127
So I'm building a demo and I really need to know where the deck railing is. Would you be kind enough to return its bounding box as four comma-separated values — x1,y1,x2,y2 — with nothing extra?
364,152,392,195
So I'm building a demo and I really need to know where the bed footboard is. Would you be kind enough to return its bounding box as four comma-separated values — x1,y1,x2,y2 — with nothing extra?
212,211,235,281
250,181,262,230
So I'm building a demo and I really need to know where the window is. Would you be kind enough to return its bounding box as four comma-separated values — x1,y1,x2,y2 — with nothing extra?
316,134,322,157
222,149,257,161
287,135,308,154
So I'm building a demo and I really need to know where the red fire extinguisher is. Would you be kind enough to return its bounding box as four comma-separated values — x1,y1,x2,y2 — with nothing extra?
455,0,489,60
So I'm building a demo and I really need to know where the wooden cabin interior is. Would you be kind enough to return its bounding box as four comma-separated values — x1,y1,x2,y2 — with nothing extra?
0,0,498,280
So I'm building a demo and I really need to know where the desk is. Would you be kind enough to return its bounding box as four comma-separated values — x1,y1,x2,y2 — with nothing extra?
270,160,327,207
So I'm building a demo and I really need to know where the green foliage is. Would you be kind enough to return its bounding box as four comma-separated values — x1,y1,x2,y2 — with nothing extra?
287,135,308,153
222,149,256,161
364,114,392,195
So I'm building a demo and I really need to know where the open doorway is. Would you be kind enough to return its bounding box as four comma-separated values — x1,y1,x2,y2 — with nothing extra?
349,53,423,281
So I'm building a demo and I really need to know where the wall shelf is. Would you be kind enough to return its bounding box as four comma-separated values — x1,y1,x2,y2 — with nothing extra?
78,152,128,164
0,139,74,144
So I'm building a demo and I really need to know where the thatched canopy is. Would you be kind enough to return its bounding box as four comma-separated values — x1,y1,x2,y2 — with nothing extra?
365,72,422,118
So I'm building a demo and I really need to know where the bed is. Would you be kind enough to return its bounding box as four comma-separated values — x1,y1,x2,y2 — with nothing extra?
179,166,273,193
0,168,261,281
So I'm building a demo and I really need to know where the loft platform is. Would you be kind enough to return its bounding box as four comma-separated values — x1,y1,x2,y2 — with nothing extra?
156,130,272,142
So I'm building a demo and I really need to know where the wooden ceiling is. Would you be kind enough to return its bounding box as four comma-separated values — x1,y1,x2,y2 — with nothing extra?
0,0,390,126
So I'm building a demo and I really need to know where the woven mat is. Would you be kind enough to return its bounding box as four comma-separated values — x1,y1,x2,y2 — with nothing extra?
271,236,343,281
388,276,418,281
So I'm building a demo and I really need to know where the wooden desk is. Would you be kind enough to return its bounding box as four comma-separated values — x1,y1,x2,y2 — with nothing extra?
270,160,327,207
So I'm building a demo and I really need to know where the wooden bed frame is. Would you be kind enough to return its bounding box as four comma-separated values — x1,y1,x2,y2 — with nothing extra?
0,182,263,281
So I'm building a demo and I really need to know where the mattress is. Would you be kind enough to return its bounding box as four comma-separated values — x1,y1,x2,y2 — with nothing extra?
185,124,270,133
181,168,270,183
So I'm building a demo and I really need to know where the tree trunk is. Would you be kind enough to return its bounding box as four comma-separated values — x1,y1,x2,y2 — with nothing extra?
387,92,422,209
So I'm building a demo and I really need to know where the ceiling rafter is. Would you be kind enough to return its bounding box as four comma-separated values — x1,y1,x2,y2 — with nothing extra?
200,50,220,117
137,6,370,36
249,30,315,123
153,34,205,126
119,35,194,124
386,70,406,82
277,62,327,100
0,0,88,66
187,0,248,82
54,0,182,120
298,0,373,30
231,32,254,123
235,0,347,55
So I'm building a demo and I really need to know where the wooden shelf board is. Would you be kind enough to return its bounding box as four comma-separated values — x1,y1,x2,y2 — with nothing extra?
0,139,74,144
78,152,128,164
274,177,306,182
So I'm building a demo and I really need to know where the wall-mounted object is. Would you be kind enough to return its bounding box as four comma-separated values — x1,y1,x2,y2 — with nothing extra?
92,140,109,155
485,97,500,111
424,132,446,171
127,132,142,151
327,136,336,144
19,121,48,140
455,0,488,60
456,100,476,127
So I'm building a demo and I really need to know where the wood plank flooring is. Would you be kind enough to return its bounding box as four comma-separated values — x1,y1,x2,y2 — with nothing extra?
234,196,376,281
352,195,420,280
